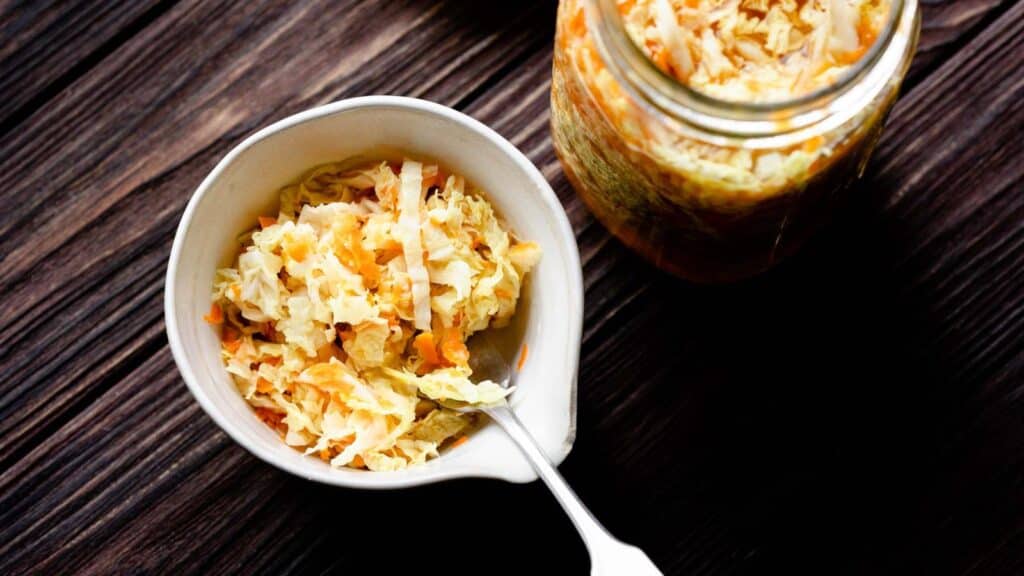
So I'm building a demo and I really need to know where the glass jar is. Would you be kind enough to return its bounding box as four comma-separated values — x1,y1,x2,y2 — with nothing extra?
551,0,920,283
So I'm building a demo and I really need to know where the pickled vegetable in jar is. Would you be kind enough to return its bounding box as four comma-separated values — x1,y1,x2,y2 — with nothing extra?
550,0,920,282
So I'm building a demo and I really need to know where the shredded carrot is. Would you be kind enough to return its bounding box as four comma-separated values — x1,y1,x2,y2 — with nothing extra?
374,238,404,264
440,327,470,366
254,407,284,428
802,135,825,154
350,454,366,468
262,356,282,366
222,326,242,353
285,239,310,262
652,46,671,71
230,284,242,299
377,238,403,252
517,343,529,372
256,377,274,394
319,449,331,461
203,303,224,325
258,215,277,229
857,14,878,51
413,332,442,366
568,5,586,36
450,436,469,449
332,216,380,288
835,45,868,66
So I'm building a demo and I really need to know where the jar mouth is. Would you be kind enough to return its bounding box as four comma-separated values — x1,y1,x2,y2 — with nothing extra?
591,0,907,132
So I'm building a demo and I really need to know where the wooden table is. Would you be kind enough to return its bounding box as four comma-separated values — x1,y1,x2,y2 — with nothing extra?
1,1,1022,574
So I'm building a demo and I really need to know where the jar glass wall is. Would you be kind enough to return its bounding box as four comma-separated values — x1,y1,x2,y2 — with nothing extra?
550,0,921,283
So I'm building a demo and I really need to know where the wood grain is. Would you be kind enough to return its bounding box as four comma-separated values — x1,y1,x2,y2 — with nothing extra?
0,0,175,133
1,0,1023,574
906,0,1016,83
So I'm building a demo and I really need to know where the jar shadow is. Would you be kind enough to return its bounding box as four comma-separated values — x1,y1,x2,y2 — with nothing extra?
555,169,955,572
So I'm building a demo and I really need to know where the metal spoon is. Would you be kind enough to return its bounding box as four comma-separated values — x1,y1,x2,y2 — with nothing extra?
444,333,663,576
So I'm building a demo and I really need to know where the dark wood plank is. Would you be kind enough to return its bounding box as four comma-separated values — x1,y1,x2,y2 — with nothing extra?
1,0,1023,575
0,0,175,133
907,0,1016,84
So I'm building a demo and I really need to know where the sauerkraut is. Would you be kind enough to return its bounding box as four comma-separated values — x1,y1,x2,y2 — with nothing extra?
206,158,541,471
550,0,915,281
621,0,889,102
562,0,891,198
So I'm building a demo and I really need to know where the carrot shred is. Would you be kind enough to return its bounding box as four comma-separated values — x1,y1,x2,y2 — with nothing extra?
802,136,825,154
856,15,878,52
517,343,529,372
258,215,277,229
568,5,585,36
450,436,469,449
350,455,366,469
203,303,224,325
414,332,442,366
333,216,380,288
256,378,274,394
222,327,242,353
377,238,403,252
285,238,310,262
254,407,284,429
440,327,470,366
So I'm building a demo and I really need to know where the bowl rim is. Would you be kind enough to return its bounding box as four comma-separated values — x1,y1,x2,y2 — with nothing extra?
164,95,583,489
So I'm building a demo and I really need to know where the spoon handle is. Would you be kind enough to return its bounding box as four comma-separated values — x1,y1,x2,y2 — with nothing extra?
485,405,663,576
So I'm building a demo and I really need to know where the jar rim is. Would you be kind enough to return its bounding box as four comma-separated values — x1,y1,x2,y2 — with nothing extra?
589,0,909,131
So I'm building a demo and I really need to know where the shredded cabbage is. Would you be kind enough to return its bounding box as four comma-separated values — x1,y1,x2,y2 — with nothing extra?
208,158,540,471
396,160,432,331
619,0,890,102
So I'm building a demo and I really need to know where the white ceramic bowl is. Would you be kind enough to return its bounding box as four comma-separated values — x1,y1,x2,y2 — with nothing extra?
165,96,583,488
